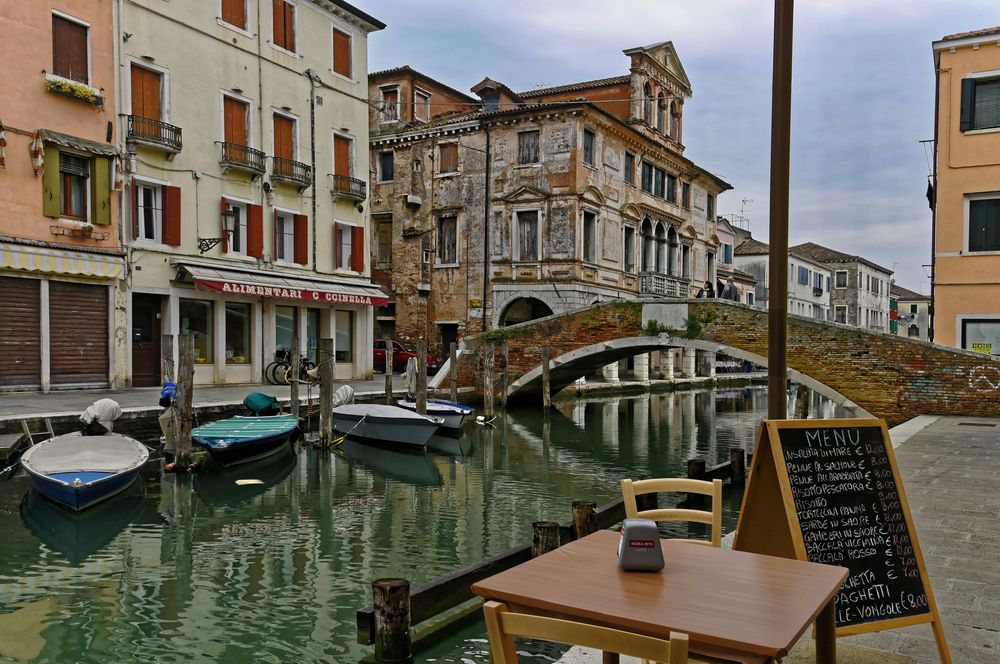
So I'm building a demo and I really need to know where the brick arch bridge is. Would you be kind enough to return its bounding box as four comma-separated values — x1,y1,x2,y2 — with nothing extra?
451,299,1000,426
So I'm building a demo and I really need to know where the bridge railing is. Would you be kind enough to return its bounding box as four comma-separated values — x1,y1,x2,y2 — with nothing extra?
640,272,688,297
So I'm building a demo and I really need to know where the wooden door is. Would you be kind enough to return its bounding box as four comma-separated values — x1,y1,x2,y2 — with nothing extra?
224,97,248,145
130,66,162,120
334,135,351,176
50,282,109,387
0,277,40,389
131,294,162,387
273,115,294,160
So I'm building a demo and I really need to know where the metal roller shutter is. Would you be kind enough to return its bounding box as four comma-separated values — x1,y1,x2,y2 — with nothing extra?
0,277,41,389
50,281,109,387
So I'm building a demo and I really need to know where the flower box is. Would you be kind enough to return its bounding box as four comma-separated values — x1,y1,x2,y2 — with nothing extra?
44,76,104,107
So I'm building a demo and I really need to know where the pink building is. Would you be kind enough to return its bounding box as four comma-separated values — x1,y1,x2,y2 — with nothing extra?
0,0,125,391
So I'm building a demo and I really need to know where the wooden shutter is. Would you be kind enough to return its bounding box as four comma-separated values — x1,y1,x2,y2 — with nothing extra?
221,198,230,252
439,143,458,172
334,222,342,269
960,78,975,132
247,204,264,257
332,29,351,77
52,16,89,84
334,135,351,175
91,157,111,225
272,0,295,52
351,225,365,272
293,213,308,264
222,0,246,29
42,146,61,218
273,114,294,160
50,282,108,386
0,277,41,389
163,185,181,246
272,210,279,258
224,97,248,145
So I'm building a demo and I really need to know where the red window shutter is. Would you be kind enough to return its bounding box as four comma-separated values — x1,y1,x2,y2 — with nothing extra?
131,177,139,239
333,29,351,78
221,198,230,253
247,204,263,257
293,214,308,265
351,225,365,272
285,1,295,52
163,185,182,246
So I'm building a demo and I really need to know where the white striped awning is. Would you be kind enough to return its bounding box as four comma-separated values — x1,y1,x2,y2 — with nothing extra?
0,242,124,280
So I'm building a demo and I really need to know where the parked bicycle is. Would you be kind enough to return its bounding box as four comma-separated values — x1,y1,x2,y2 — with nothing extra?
264,348,316,385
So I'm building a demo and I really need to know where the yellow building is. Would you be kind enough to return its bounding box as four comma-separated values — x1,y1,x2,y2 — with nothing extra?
118,0,385,386
932,27,1000,355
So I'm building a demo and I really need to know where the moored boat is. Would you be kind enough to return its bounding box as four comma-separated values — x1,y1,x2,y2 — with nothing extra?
395,399,475,431
331,404,441,448
193,415,299,467
19,434,149,512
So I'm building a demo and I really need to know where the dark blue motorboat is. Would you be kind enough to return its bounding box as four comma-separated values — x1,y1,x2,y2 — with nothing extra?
19,434,150,512
192,415,299,468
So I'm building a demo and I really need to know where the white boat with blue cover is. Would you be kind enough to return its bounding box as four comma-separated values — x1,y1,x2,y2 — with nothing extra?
19,434,149,512
395,399,475,431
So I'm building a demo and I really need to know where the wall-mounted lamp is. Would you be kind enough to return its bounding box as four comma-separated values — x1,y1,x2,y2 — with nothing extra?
198,207,236,253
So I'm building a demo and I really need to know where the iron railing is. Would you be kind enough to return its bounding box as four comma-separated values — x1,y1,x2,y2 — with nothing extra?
271,156,312,187
126,115,182,152
331,174,366,201
220,142,266,174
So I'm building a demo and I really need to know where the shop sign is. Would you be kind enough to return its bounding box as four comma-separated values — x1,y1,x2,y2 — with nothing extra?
972,342,992,355
196,279,388,306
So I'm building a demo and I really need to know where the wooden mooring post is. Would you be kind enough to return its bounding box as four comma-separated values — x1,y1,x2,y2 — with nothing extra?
161,334,177,455
384,338,393,405
318,338,334,447
730,448,746,484
541,344,551,410
532,521,560,557
372,578,412,664
175,334,194,469
483,343,495,418
290,329,300,420
499,341,509,408
449,342,458,403
572,500,598,540
416,339,427,415
687,458,707,481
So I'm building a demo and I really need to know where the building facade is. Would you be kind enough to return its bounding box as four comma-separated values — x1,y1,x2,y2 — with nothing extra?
119,0,385,386
891,283,932,341
0,0,126,391
734,238,832,320
932,27,1000,355
790,242,892,331
369,42,732,356
715,217,756,304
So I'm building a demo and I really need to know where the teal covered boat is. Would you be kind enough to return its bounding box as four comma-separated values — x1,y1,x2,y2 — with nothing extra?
193,415,299,467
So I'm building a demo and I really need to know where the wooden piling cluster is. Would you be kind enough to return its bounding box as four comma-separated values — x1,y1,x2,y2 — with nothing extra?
687,450,747,484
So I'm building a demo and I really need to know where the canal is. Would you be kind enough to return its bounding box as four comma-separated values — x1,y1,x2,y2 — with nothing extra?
0,385,846,663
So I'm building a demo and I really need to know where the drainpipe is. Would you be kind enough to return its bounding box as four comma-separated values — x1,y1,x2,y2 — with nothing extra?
929,63,940,343
481,123,491,331
306,69,318,271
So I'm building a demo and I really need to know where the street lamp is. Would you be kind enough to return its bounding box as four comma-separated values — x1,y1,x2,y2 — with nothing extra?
198,207,236,253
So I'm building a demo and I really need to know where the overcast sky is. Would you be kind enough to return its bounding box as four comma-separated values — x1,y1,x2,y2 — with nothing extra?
357,1,999,293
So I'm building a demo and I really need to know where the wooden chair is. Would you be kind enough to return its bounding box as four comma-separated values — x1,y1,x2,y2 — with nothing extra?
483,600,689,664
621,477,723,547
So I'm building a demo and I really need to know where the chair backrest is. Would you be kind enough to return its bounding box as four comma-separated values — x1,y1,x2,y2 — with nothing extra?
621,477,723,547
483,600,688,664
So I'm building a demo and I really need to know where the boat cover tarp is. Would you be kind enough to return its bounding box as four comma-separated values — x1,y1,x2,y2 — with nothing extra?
21,434,148,475
332,384,355,407
193,415,298,442
332,404,435,422
79,399,122,431
243,392,281,415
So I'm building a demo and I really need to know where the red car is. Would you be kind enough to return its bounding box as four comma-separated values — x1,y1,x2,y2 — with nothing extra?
373,339,442,374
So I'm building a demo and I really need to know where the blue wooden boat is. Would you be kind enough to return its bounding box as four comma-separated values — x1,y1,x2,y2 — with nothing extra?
193,415,299,467
19,434,149,512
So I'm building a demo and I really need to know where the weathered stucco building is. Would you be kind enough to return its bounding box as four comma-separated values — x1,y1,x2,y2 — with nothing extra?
891,283,931,340
369,42,732,357
790,242,892,331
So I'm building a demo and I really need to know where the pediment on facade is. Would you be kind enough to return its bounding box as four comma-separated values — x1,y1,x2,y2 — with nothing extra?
680,223,699,240
620,203,642,221
501,185,549,204
637,202,684,225
706,233,721,247
579,185,605,206
624,41,692,93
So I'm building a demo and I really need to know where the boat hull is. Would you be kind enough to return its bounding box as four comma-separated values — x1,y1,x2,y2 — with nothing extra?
396,399,475,431
194,429,297,468
193,415,300,468
332,411,438,448
26,467,142,512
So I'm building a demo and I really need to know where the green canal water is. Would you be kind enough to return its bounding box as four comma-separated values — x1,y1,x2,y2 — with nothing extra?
0,385,845,663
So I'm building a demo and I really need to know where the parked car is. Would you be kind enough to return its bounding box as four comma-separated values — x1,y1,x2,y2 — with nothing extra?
373,339,442,374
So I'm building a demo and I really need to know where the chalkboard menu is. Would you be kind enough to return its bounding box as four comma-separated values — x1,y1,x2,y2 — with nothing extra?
777,424,928,628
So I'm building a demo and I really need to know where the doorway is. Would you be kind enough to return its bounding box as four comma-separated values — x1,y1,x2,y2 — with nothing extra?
132,293,162,387
438,323,458,361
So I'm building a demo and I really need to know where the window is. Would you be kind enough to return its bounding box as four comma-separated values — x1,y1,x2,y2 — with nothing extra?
223,96,250,146
515,210,539,261
583,129,595,166
908,324,920,338
437,215,457,264
910,304,918,314
335,223,364,271
813,272,823,291
624,152,635,185
653,168,665,198
136,182,162,242
656,94,666,133
272,0,295,53
130,65,163,124
641,162,653,193
624,226,636,273
518,130,540,165
59,153,89,219
681,182,691,209
747,292,755,306
274,211,295,261
335,310,354,362
969,198,1000,252
52,14,89,84
797,265,809,285
375,216,392,267
221,0,247,29
961,77,1000,132
870,276,880,294
226,200,248,255
722,243,733,265
825,276,831,292
333,133,352,176
682,244,691,278
582,211,597,263
414,89,431,122
225,303,251,365
379,87,399,123
642,83,653,124
438,143,458,174
666,173,677,204
378,151,394,181
332,28,351,78
272,113,296,164
835,270,848,288
962,319,1000,354
180,299,213,364
707,193,715,220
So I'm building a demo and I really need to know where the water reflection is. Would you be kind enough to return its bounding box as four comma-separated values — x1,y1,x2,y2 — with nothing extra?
0,385,847,664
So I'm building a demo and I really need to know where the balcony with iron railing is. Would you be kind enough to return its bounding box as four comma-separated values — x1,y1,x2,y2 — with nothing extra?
219,141,266,176
126,115,182,153
639,271,689,298
330,174,367,202
271,156,312,188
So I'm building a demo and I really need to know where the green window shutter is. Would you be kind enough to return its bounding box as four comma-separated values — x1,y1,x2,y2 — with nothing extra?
960,78,975,132
91,156,111,225
42,146,61,218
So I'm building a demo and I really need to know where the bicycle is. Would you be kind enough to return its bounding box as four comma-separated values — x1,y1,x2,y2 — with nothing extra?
264,348,316,385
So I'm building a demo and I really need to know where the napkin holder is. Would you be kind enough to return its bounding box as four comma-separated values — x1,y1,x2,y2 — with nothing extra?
617,518,664,572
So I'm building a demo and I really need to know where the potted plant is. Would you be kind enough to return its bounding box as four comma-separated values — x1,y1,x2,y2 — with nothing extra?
43,76,104,107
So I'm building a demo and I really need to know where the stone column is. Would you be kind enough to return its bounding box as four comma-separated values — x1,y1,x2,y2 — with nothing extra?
681,348,696,379
662,350,675,380
699,350,716,378
634,353,649,382
602,361,620,383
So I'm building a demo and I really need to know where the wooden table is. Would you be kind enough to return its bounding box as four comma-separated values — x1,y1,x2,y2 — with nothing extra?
472,530,849,664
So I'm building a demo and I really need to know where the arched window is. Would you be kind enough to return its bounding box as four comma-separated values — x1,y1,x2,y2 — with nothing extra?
907,324,920,338
643,83,653,124
641,218,654,271
666,226,679,276
669,101,681,141
654,223,666,273
656,93,666,133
